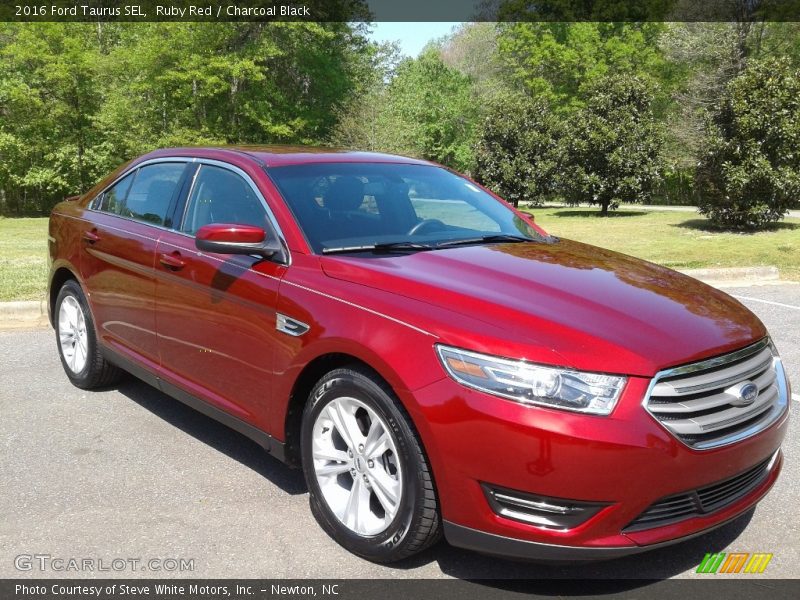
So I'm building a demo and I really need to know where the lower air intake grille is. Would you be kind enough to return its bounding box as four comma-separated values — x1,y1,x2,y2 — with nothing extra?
644,338,789,449
624,455,775,532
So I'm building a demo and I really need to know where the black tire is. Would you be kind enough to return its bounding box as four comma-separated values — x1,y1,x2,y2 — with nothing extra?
301,366,441,562
54,279,123,389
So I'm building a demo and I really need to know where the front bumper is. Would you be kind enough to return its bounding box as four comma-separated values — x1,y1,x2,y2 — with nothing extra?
403,373,789,560
442,508,759,562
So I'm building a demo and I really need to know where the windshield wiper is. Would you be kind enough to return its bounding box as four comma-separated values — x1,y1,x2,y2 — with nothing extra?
322,241,436,255
322,235,538,255
434,234,534,249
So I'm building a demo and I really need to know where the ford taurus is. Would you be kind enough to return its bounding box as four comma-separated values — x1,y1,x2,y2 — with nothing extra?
48,147,791,563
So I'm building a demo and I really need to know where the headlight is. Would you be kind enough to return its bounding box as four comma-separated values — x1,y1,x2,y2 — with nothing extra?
436,345,626,416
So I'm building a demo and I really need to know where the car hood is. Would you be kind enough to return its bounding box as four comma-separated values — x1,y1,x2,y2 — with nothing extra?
320,240,766,376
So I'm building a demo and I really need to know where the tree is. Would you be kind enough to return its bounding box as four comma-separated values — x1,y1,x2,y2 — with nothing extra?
328,42,413,154
97,22,369,152
387,49,478,171
332,47,479,171
0,23,109,214
0,22,372,215
439,23,506,101
473,92,563,207
497,22,670,112
561,74,664,214
697,57,800,229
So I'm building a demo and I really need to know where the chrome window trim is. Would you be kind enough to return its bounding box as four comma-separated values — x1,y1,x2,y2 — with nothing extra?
88,156,192,212
184,158,291,266
87,156,291,266
641,338,789,451
91,169,138,212
87,157,194,228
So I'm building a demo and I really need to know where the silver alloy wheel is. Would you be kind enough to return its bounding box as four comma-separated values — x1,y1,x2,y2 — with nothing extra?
58,295,88,374
312,396,403,536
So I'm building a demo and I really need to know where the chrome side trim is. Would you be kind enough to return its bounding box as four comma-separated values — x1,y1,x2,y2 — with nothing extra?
276,313,310,337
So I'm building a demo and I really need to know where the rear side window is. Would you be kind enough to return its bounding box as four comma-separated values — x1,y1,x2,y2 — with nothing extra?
97,172,135,214
124,163,186,226
180,165,268,235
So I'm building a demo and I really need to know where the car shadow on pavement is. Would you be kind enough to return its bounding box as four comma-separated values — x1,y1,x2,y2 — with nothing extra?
114,377,308,496
406,509,754,586
108,375,756,586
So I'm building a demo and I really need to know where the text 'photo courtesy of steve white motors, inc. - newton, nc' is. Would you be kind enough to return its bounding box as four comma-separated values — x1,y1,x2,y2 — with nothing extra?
14,4,312,18
13,583,340,598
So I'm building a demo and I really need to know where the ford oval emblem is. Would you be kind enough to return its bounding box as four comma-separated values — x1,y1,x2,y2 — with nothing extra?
731,381,759,407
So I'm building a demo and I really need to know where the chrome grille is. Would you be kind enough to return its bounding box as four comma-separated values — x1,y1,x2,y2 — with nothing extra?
624,455,775,532
644,339,789,449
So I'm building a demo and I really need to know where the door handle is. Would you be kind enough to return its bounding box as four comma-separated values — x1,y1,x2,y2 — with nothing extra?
82,230,100,244
159,252,186,271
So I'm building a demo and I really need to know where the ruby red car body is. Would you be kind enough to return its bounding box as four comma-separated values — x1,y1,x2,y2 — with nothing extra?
48,147,791,562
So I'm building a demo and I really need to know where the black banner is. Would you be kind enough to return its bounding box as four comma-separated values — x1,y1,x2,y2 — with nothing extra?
4,579,800,600
3,0,800,22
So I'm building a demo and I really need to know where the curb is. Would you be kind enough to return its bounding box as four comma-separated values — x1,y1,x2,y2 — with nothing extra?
678,266,781,286
0,299,49,329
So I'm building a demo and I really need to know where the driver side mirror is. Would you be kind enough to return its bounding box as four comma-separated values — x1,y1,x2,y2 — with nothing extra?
195,223,284,261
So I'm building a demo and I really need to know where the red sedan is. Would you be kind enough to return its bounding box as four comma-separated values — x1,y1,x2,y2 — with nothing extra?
48,147,791,563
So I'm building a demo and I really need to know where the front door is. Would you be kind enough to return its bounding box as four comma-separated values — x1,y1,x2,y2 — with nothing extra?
154,162,287,430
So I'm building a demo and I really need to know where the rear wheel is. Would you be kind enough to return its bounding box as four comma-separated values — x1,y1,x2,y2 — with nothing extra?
301,366,440,562
55,279,122,389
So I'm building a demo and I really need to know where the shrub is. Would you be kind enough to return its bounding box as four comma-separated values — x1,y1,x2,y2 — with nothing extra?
561,73,664,214
697,57,800,230
473,92,563,207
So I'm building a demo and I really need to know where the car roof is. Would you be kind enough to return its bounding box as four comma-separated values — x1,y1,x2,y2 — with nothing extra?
140,146,436,168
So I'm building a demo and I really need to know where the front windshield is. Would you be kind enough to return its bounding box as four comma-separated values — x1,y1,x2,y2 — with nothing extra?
266,162,550,254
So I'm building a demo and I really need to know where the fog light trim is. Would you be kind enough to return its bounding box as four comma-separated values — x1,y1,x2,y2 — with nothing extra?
482,483,608,530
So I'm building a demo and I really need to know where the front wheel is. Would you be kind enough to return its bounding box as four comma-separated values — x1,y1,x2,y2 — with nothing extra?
54,279,122,389
301,367,440,562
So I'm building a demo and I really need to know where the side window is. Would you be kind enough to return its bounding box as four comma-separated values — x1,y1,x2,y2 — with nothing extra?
124,163,186,226
181,165,268,235
97,172,135,215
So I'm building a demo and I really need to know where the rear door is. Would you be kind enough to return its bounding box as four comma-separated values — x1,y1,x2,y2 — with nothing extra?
154,161,288,429
80,160,190,366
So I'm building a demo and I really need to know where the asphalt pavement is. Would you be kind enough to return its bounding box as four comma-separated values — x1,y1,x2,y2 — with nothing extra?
0,283,798,581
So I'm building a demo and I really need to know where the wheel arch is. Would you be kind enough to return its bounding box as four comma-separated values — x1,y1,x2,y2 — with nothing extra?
283,352,386,466
280,344,438,470
48,264,81,327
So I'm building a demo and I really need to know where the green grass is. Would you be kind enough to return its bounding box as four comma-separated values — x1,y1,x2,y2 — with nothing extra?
0,210,798,302
0,217,49,302
525,207,800,281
